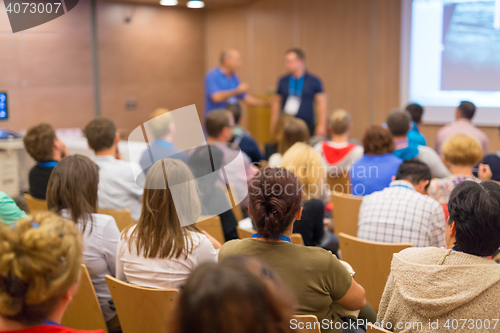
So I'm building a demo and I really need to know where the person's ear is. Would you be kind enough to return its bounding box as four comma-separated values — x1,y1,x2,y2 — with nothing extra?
449,220,456,238
114,132,121,144
295,207,303,221
54,138,61,151
391,175,396,181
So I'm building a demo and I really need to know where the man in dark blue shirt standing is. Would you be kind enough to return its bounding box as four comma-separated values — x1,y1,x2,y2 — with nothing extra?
271,48,327,137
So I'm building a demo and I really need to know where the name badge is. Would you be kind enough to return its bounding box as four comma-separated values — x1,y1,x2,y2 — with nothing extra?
283,96,301,116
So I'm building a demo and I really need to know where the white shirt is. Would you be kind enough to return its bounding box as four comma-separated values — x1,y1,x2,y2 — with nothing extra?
116,225,218,289
268,153,282,168
61,210,120,322
357,180,446,248
93,155,143,221
416,146,450,179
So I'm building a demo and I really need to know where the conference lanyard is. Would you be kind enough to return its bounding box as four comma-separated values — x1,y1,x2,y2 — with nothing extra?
288,76,304,97
251,233,291,243
38,161,57,168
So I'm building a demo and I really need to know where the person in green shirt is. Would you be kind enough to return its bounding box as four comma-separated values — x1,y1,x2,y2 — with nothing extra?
0,191,27,224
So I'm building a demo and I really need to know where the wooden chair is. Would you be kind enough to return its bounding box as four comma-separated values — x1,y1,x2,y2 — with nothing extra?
292,315,321,333
237,226,304,245
62,265,108,332
105,275,179,333
338,233,413,312
331,191,363,237
366,322,393,332
23,193,48,213
97,208,135,232
196,215,225,244
225,184,245,221
327,174,351,194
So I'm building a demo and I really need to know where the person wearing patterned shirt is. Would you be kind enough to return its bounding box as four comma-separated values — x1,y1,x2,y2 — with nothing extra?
358,160,446,248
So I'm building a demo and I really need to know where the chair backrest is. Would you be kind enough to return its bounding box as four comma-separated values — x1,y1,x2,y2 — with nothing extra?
292,315,321,333
237,226,304,245
225,184,245,221
331,191,362,237
338,233,413,312
327,174,351,194
366,323,393,333
105,275,179,333
62,265,108,332
196,215,225,244
97,208,135,232
23,193,48,213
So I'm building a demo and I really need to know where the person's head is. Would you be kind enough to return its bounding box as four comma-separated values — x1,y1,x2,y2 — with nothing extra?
248,167,303,238
405,103,424,125
328,109,352,137
46,155,98,233
0,212,82,327
83,118,119,154
23,124,66,162
386,110,411,137
284,48,305,74
277,117,310,155
187,145,224,187
446,181,500,256
128,158,200,259
456,101,476,120
205,109,235,142
281,142,325,200
271,114,293,144
176,257,295,333
219,49,242,73
394,160,431,194
442,134,483,168
362,125,395,156
225,103,242,125
147,108,175,141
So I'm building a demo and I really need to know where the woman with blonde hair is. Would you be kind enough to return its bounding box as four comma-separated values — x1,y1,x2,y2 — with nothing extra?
268,117,310,167
428,134,492,205
117,158,220,289
0,212,105,333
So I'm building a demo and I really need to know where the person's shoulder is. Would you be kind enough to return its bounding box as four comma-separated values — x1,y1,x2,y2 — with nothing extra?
205,67,219,78
304,198,324,210
93,213,117,228
219,238,251,259
305,72,322,82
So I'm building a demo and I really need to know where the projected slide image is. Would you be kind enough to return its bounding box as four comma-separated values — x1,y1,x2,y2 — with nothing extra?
441,1,500,91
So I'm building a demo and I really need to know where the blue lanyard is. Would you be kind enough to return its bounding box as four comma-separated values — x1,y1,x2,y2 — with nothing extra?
154,140,173,148
38,161,57,167
251,233,291,243
288,76,304,97
44,320,61,326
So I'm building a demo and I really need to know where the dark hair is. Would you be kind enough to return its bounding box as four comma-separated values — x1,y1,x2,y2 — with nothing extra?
206,109,232,138
249,167,302,238
285,48,305,61
362,125,395,155
46,155,99,233
458,101,476,120
405,103,424,124
83,118,117,153
448,181,500,256
226,103,242,124
277,117,310,155
176,258,294,333
23,124,56,162
386,111,410,136
395,160,431,187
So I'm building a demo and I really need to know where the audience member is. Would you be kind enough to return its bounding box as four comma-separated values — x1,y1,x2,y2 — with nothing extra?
226,104,263,164
378,181,500,332
358,160,446,248
84,118,143,221
264,114,293,160
187,144,238,241
139,109,189,175
314,110,363,178
435,101,489,155
387,110,449,178
428,134,491,205
47,155,120,332
219,167,367,333
175,256,295,333
268,117,310,167
405,103,426,146
117,158,219,289
0,212,106,333
23,124,68,200
281,143,338,252
477,126,500,181
350,126,402,195
0,192,26,224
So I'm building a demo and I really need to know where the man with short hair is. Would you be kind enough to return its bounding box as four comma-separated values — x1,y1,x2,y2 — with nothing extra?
405,103,426,146
84,118,143,221
358,160,446,248
387,110,450,178
271,48,327,137
23,123,68,200
435,101,489,155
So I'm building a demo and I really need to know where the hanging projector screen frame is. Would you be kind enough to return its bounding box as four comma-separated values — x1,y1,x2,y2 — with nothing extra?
400,0,500,127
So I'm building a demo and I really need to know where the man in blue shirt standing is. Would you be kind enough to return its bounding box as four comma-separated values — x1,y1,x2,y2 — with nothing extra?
271,48,327,137
205,49,266,116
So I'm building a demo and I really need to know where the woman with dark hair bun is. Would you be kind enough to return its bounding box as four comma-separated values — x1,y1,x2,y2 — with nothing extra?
219,167,367,333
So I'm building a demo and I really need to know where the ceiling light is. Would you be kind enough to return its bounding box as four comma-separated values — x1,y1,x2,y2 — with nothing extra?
160,0,178,6
187,0,205,8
